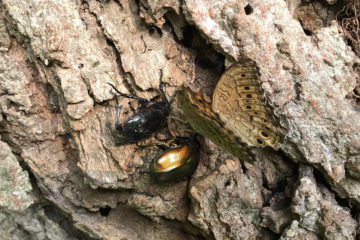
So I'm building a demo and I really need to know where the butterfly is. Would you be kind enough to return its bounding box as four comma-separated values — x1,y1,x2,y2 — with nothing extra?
177,58,286,163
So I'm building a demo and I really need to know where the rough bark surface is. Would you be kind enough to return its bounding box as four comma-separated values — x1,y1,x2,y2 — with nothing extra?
0,0,359,239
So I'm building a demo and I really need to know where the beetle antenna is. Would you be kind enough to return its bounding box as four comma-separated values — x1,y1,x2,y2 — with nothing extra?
107,82,148,103
158,69,168,104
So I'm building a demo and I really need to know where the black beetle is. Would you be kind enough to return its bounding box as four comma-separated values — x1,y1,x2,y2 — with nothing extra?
149,137,200,182
108,70,175,144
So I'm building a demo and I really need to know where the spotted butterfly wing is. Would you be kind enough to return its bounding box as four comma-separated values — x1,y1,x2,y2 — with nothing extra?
212,59,285,150
177,87,255,163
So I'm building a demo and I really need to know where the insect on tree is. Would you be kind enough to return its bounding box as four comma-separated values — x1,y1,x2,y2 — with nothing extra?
107,70,176,145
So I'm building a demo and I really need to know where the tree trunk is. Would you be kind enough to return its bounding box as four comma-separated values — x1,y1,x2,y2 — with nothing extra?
0,0,359,239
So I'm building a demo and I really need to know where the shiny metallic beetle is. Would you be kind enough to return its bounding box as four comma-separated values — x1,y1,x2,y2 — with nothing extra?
149,137,200,182
108,70,175,144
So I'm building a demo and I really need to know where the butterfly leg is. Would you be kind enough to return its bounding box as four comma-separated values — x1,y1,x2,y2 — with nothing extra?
168,91,177,108
168,115,188,124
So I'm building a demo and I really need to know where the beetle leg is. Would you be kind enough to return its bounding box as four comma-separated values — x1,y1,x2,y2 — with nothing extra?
114,94,123,130
158,69,178,109
107,82,148,104
168,115,188,124
155,143,170,151
158,69,168,104
135,142,157,150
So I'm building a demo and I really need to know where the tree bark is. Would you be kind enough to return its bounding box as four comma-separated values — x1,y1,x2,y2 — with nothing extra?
0,0,359,239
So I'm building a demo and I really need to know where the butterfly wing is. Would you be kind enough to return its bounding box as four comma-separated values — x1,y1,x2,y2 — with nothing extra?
177,87,255,163
212,59,285,150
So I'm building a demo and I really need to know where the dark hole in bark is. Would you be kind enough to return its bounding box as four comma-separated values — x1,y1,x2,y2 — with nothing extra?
244,4,253,15
99,205,112,216
148,27,163,38
303,28,312,36
148,28,155,35
225,179,231,187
